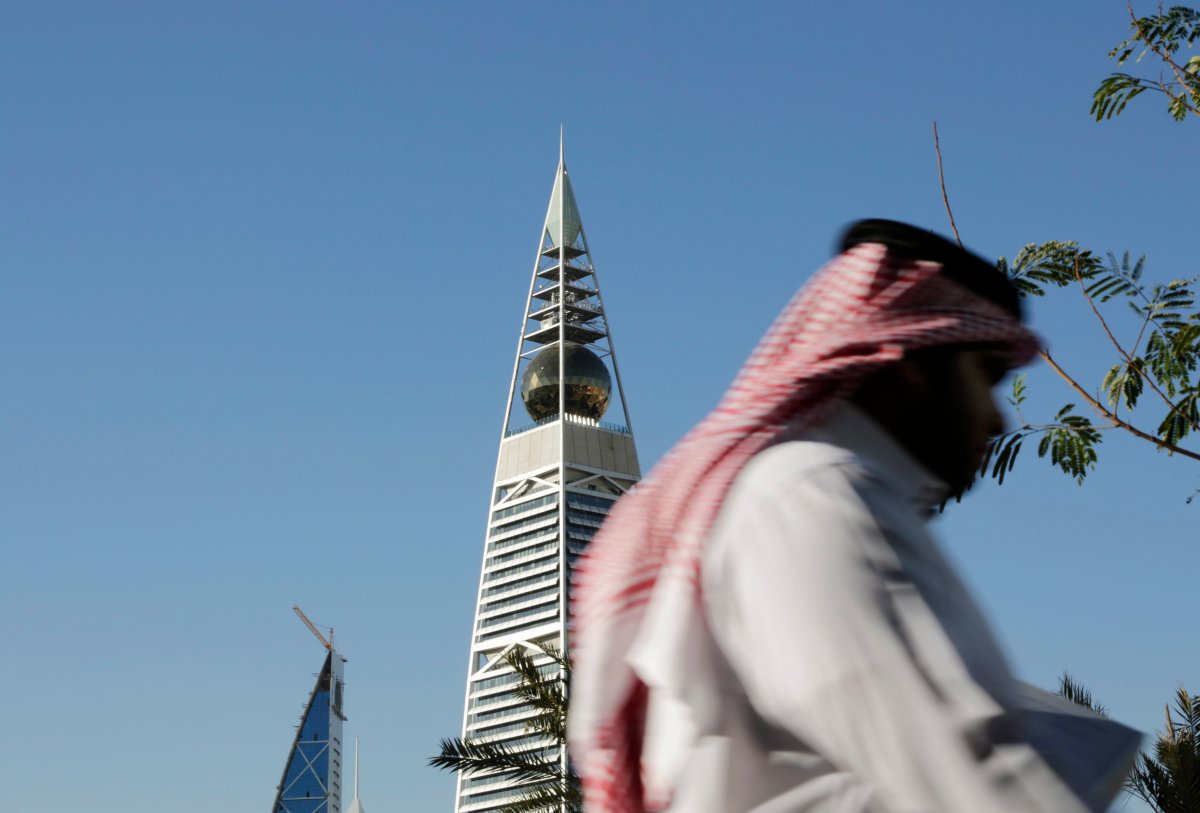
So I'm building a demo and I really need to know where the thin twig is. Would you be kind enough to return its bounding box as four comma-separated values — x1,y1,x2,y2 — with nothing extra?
1020,421,1119,434
1039,348,1200,461
1131,308,1153,357
932,121,963,248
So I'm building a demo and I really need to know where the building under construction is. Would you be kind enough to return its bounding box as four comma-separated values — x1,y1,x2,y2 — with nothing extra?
272,607,348,813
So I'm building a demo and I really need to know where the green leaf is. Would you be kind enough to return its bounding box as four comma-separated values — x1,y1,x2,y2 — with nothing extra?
1086,250,1147,303
1101,360,1146,411
991,432,1025,485
1035,406,1101,484
1123,362,1145,410
1156,390,1200,447
1008,373,1027,409
1091,75,1148,120
1005,241,1100,295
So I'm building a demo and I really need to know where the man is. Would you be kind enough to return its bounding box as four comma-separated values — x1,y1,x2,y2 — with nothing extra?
568,220,1137,813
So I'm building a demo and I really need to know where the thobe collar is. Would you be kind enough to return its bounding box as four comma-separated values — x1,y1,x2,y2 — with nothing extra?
807,402,950,512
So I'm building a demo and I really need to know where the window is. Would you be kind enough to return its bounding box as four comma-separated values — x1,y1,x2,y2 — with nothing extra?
491,494,557,522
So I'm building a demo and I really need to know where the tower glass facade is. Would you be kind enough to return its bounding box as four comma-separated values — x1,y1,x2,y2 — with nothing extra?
454,146,641,813
273,652,346,813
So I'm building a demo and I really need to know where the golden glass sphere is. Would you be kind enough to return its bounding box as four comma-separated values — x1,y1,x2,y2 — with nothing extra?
520,343,612,421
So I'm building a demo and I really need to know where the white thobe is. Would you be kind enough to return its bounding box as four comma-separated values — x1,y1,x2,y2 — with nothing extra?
654,405,1133,813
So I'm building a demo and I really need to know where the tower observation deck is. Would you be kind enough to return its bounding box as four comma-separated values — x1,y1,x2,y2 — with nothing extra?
454,139,641,813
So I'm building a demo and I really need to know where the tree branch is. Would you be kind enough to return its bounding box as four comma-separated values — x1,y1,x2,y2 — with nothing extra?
1039,348,1200,461
932,118,1199,470
1071,255,1199,432
1126,0,1200,115
933,121,963,248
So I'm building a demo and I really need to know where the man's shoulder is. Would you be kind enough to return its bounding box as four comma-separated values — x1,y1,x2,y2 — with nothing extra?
731,405,946,513
704,437,908,598
733,437,883,504
719,434,928,548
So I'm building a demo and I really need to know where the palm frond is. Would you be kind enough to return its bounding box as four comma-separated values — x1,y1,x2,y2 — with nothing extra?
429,737,560,784
1055,672,1109,717
504,644,570,741
431,641,581,812
498,776,584,813
1125,685,1200,813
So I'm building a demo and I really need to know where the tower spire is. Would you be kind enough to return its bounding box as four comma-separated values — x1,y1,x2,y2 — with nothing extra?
346,736,365,813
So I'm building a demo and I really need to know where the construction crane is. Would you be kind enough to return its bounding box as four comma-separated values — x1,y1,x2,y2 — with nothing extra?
293,604,342,658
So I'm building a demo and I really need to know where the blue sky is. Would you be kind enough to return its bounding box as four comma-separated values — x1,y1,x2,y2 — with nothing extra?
2,2,1195,811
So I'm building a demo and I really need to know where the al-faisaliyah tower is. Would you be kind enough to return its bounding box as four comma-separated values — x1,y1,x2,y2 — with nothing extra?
454,140,641,812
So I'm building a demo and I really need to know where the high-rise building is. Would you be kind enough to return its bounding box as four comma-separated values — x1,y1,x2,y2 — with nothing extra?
454,141,641,813
273,616,347,813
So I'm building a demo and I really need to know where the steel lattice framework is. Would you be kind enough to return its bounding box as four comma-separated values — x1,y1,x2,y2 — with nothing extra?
454,138,641,813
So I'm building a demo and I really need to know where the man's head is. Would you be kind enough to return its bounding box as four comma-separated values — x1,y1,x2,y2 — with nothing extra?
839,219,1023,320
839,220,1027,493
851,343,1012,494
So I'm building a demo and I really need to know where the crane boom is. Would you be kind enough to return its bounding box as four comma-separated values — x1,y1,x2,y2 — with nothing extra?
293,604,334,652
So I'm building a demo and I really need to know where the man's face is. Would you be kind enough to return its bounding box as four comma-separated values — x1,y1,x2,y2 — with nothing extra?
906,346,1011,494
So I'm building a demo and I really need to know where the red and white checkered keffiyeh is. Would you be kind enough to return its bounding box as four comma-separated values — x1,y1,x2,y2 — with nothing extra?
568,241,1039,813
